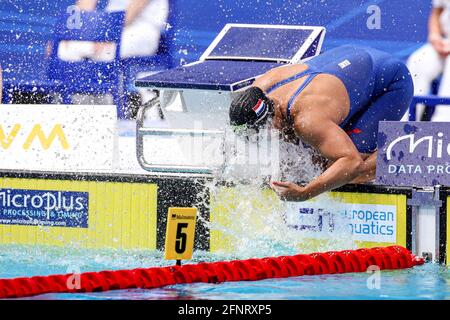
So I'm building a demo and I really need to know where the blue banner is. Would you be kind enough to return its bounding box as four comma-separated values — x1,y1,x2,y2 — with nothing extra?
0,188,89,228
376,121,450,187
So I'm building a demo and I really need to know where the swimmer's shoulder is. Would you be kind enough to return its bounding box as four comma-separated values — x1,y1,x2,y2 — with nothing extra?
268,63,308,76
253,63,308,92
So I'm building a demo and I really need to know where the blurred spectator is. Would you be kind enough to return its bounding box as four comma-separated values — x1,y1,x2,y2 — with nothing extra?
55,0,169,117
406,0,450,121
58,0,169,61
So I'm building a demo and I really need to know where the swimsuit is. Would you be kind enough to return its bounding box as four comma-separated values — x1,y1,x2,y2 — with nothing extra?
266,45,414,153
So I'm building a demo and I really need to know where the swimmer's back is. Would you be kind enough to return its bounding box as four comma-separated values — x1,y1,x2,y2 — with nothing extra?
305,45,406,122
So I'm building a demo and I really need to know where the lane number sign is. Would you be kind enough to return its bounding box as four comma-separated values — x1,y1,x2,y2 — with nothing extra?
164,207,197,261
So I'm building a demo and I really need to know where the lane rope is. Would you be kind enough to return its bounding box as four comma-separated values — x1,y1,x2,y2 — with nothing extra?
0,245,424,298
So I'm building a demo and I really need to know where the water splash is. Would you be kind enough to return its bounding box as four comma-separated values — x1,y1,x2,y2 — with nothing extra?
277,138,323,182
196,129,355,259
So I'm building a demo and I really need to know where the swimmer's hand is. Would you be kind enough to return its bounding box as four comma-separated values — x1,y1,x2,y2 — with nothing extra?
270,181,311,202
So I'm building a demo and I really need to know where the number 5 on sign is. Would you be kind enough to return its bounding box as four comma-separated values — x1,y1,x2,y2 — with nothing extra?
164,207,197,261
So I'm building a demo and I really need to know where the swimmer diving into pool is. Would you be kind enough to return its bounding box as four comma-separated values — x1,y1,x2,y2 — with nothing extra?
229,45,414,201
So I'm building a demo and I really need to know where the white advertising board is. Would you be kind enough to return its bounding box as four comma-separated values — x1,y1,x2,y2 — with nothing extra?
0,105,117,171
285,201,397,243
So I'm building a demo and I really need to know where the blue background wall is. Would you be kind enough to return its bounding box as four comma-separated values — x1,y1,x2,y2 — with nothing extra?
0,0,433,90
172,0,432,62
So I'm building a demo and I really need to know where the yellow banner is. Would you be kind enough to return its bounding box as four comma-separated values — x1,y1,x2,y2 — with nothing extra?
0,177,158,250
210,186,407,253
328,191,407,248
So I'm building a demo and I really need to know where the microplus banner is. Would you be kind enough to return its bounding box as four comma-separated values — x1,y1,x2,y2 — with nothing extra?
376,121,450,187
0,188,89,228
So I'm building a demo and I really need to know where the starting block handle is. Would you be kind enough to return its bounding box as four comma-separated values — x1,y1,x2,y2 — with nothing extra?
136,99,225,176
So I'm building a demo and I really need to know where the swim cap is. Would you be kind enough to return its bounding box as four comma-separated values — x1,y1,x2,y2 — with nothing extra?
229,87,274,131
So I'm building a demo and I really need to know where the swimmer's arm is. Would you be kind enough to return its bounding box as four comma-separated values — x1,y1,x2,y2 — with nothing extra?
350,152,377,184
271,118,364,201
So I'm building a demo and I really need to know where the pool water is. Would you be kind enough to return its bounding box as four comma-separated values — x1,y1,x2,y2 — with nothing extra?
1,245,449,300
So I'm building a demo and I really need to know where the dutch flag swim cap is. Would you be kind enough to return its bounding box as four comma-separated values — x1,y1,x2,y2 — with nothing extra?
229,86,273,130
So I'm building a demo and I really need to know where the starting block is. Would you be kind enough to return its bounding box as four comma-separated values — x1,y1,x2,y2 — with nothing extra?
135,23,326,175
